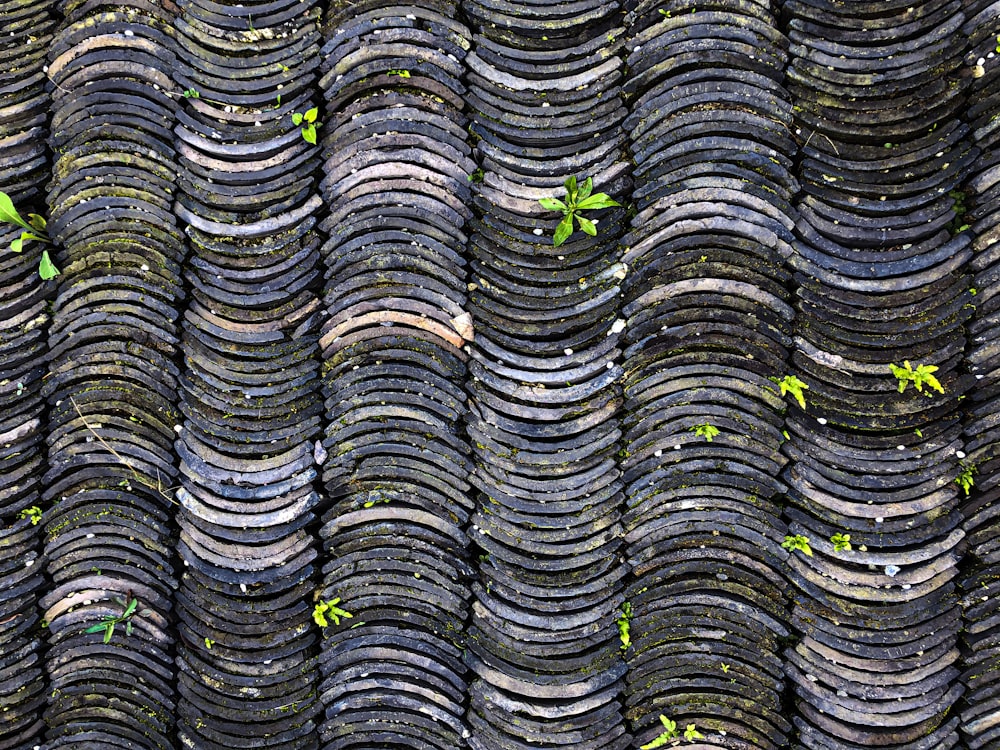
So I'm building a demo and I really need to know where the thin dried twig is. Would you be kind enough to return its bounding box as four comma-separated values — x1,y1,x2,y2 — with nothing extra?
69,397,179,505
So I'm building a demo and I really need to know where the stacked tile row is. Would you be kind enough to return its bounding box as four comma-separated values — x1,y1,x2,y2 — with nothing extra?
619,0,795,747
169,0,325,747
38,0,185,745
314,2,476,748
0,0,57,744
782,0,973,746
458,1,631,748
960,0,1000,746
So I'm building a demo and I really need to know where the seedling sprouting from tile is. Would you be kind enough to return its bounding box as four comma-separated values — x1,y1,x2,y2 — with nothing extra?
539,176,620,247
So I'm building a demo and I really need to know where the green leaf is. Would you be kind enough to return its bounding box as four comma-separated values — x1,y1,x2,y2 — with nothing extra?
564,175,577,200
125,620,133,636
576,176,593,202
122,598,138,619
576,214,597,236
104,622,115,643
684,725,704,741
576,193,622,210
538,197,568,212
304,107,318,123
0,190,32,230
27,213,46,231
291,112,303,126
39,251,60,280
552,215,573,247
640,736,669,750
312,603,329,628
85,623,108,634
301,124,317,145
11,236,23,253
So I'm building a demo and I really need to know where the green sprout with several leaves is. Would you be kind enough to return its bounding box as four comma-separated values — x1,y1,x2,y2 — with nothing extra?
1,190,59,280
957,460,977,496
641,715,705,748
312,597,353,628
774,374,809,409
890,361,944,396
782,534,813,557
84,597,151,644
291,107,321,145
18,506,42,525
617,601,632,651
830,533,852,552
538,176,621,247
690,423,720,442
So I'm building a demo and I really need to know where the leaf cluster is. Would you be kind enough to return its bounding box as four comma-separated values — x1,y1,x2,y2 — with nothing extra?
18,506,42,526
617,601,632,651
312,597,353,628
690,423,719,442
0,190,59,279
957,461,977,496
538,176,620,247
291,107,321,145
775,374,809,409
889,361,944,395
640,715,704,748
782,534,813,557
830,533,852,552
84,597,151,644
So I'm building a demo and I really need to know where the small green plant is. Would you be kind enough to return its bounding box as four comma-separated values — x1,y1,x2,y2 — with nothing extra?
467,168,484,183
831,533,852,552
291,107,321,145
0,190,59,280
641,715,679,749
720,662,730,674
18,506,42,525
684,725,704,742
949,189,970,234
204,637,214,649
84,596,151,644
617,602,632,651
782,534,813,557
957,460,977,496
995,34,999,53
386,69,410,78
774,374,808,409
538,176,621,247
312,597,352,628
182,88,200,98
830,533,851,552
890,361,944,395
690,423,719,442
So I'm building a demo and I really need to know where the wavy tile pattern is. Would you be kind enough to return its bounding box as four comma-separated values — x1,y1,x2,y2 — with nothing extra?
169,0,325,746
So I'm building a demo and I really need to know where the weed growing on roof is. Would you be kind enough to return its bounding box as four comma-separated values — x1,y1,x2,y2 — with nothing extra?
830,533,852,552
690,423,719,442
774,374,808,409
291,107,321,145
617,602,632,651
18,506,42,525
85,596,151,643
539,176,620,247
957,461,977,496
782,534,813,557
313,598,352,628
890,361,944,395
0,190,59,280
